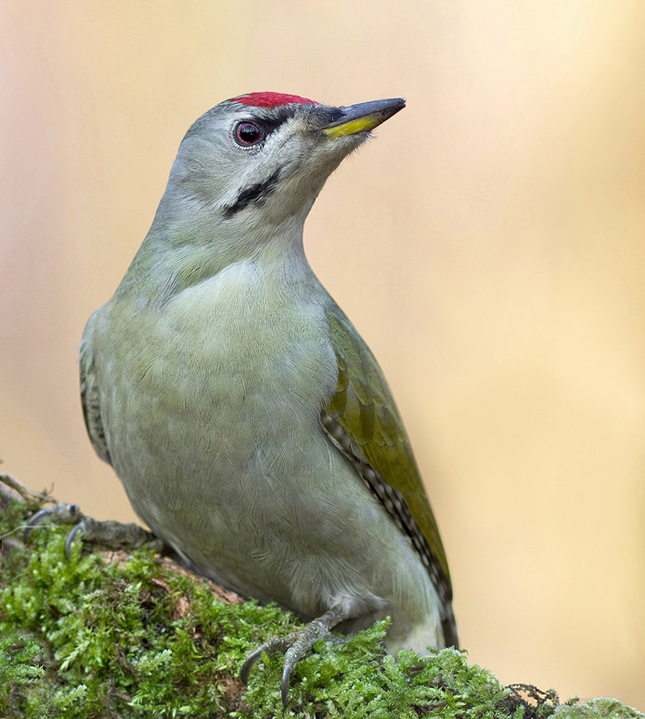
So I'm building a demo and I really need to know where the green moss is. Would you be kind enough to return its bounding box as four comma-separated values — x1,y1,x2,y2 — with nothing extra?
553,699,645,719
1,490,642,719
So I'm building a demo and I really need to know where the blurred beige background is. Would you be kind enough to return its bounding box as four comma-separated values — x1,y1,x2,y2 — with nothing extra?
2,0,644,709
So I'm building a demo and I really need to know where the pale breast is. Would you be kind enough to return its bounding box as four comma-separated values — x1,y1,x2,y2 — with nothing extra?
163,258,337,433
97,258,338,501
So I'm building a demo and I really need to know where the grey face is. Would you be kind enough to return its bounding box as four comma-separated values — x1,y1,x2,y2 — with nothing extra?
167,100,365,228
170,94,407,230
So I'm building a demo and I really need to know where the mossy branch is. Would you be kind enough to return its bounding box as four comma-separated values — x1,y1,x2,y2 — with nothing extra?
0,476,641,719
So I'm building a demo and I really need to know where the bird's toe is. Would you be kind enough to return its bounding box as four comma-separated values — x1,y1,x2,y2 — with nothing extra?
241,607,348,706
24,503,84,541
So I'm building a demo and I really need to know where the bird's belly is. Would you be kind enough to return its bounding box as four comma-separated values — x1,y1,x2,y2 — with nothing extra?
108,330,381,613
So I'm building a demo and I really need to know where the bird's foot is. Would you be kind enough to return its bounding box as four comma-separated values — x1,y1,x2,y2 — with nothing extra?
24,503,163,559
241,605,349,707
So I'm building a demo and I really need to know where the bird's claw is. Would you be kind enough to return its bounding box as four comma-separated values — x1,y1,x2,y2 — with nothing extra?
239,645,264,685
24,503,84,541
240,635,291,683
241,633,307,707
241,613,340,707
64,522,85,560
24,504,163,559
281,662,293,708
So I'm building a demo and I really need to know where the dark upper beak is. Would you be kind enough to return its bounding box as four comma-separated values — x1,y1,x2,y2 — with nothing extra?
321,98,406,137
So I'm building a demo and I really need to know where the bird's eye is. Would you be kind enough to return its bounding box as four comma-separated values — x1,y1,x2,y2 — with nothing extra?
235,121,263,146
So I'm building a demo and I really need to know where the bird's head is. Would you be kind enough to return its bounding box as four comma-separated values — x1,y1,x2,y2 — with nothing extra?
157,92,405,247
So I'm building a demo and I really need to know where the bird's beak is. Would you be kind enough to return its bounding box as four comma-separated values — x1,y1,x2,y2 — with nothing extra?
322,98,406,138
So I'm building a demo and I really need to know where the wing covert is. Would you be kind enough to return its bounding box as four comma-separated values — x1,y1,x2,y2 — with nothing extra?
322,301,452,602
79,317,112,466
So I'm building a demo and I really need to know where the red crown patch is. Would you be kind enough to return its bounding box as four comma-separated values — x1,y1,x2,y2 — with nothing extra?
229,92,318,108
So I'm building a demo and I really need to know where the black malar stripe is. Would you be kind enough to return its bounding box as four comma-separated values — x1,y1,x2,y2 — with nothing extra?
223,167,282,219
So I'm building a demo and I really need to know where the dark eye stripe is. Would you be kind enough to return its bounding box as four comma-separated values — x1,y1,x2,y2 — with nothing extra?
254,108,294,134
232,112,291,150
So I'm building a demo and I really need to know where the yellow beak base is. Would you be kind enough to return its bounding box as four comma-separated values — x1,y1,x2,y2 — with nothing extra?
323,115,386,138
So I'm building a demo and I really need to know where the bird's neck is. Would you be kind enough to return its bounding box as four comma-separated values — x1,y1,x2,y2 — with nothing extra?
116,210,314,306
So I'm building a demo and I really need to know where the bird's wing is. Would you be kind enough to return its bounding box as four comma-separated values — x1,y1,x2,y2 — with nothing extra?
79,316,112,465
322,301,453,609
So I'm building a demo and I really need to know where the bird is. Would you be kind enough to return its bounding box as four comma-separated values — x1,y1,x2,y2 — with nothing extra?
78,91,458,704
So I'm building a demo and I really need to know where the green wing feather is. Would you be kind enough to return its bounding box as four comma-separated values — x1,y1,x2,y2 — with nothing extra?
323,301,452,592
79,318,112,466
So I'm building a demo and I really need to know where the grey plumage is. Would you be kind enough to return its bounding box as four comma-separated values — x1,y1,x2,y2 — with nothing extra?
79,95,457,689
